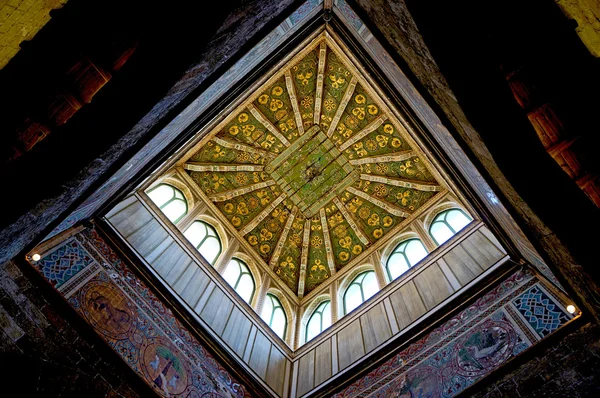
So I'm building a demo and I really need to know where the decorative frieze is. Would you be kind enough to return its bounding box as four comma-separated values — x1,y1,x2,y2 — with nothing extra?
360,174,441,191
327,76,358,137
208,180,276,202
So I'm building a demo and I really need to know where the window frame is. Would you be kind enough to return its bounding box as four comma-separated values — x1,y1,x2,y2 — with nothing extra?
385,238,428,282
147,183,188,223
343,270,378,315
223,257,255,304
429,208,472,246
305,300,331,342
183,220,222,266
262,293,288,340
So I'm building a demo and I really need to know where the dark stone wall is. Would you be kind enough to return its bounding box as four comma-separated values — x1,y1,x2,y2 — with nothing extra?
350,0,600,317
467,322,600,398
0,0,302,265
0,259,152,397
349,0,600,395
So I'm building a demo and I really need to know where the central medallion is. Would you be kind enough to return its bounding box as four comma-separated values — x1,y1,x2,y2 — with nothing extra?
265,125,358,217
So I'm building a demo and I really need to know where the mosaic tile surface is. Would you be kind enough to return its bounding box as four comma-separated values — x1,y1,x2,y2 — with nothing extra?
512,285,570,338
36,239,94,288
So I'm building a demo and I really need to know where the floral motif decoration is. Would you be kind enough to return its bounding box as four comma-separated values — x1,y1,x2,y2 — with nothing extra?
305,216,330,293
184,38,442,296
293,49,318,129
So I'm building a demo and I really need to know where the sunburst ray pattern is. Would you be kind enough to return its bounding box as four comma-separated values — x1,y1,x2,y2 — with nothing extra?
184,34,444,297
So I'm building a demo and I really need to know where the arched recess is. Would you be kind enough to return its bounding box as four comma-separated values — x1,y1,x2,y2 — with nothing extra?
263,287,294,344
228,251,262,309
300,293,331,345
337,263,377,318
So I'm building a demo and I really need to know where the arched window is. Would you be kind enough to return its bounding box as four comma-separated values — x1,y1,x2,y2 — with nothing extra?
183,221,222,265
223,258,255,304
343,271,378,315
147,183,188,223
305,300,331,342
429,208,472,245
261,293,287,339
386,238,428,281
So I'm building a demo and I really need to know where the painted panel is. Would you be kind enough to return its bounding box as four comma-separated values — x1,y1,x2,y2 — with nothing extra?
222,306,253,358
388,280,427,330
29,228,250,397
200,287,234,336
180,268,211,309
314,339,332,387
249,330,272,379
297,349,316,397
442,245,484,286
413,263,455,310
266,346,288,396
127,218,171,258
333,269,574,398
106,198,153,238
359,302,392,353
336,319,364,370
461,230,505,270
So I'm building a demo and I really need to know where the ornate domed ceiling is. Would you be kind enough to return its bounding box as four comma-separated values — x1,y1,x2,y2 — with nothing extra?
182,30,447,298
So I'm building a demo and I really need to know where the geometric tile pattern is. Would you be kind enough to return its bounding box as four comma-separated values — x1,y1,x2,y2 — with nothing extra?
512,285,570,338
37,239,94,288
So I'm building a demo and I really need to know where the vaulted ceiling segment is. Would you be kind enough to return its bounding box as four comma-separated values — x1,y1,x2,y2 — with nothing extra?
183,31,445,297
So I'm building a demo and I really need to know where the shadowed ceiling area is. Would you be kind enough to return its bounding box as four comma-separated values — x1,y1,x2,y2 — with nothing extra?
179,31,445,297
0,0,68,69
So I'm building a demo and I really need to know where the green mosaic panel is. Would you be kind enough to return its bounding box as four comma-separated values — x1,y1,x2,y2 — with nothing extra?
352,180,437,213
333,84,380,141
320,47,353,132
362,155,436,183
342,121,412,160
188,170,264,195
245,203,290,264
219,111,285,154
325,201,367,270
253,76,301,143
305,217,331,293
267,126,357,217
341,191,404,242
274,213,304,291
215,185,281,231
292,48,319,130
190,140,266,165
